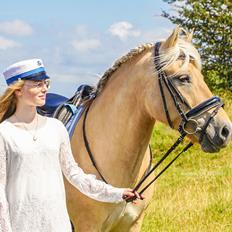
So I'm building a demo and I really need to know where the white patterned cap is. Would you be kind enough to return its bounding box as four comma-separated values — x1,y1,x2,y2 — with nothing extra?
3,58,50,85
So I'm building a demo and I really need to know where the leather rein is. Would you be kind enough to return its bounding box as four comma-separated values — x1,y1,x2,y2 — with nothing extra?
82,42,224,202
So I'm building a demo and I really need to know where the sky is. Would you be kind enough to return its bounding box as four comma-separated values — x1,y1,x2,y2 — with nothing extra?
0,0,174,96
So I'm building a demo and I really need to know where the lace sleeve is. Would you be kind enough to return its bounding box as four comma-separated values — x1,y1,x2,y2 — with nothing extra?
0,133,12,232
59,125,124,203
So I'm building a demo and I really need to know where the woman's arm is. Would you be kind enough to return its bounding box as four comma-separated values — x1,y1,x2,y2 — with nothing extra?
0,134,12,232
58,126,125,203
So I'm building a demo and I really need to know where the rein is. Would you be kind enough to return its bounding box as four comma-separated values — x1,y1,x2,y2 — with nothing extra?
82,101,153,184
82,42,224,203
82,100,108,183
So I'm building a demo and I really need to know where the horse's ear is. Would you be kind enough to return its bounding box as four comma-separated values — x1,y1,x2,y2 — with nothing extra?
161,26,180,49
186,29,194,43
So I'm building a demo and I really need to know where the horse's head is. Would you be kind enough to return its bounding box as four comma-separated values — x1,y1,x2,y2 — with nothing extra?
145,27,232,153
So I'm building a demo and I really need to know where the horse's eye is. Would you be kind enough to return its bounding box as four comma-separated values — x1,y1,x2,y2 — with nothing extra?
178,75,191,83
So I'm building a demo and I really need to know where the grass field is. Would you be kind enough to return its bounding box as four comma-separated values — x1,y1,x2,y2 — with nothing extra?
141,95,232,232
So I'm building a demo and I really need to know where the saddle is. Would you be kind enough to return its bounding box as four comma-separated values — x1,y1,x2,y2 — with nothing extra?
37,84,96,137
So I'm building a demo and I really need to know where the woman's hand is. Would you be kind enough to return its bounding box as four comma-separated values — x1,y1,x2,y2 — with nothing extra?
122,188,144,204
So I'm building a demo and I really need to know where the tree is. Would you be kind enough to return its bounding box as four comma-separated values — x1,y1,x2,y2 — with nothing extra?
162,0,232,92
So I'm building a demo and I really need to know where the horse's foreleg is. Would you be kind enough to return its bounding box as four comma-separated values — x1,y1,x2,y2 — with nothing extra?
110,199,150,232
128,211,146,232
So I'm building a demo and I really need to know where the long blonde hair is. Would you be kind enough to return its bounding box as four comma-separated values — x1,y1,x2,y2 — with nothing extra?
0,80,25,123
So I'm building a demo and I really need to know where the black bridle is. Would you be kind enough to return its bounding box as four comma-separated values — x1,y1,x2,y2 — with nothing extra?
154,42,223,136
82,42,224,202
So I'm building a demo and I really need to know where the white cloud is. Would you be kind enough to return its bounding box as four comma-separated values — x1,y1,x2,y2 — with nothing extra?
108,21,141,41
0,36,21,50
0,20,33,36
71,39,101,52
74,25,88,37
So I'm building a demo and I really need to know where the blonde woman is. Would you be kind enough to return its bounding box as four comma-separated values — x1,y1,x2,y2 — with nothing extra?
0,59,141,232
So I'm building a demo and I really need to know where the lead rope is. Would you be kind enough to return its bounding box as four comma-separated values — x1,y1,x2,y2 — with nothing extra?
126,137,193,202
139,142,193,195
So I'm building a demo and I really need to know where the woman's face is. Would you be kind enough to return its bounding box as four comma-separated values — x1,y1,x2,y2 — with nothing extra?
16,79,50,107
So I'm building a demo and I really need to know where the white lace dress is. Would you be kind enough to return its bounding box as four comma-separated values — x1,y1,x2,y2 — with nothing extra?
0,117,124,232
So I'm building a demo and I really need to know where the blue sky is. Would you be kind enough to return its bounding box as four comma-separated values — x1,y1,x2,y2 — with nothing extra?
0,0,174,96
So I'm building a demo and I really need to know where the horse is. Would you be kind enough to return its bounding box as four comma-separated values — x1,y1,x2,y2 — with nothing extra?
64,27,232,232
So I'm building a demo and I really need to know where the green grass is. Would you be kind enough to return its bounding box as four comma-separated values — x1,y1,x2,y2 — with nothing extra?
141,97,232,232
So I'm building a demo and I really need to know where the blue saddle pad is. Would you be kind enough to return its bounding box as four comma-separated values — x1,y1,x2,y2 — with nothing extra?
37,93,68,116
37,85,96,138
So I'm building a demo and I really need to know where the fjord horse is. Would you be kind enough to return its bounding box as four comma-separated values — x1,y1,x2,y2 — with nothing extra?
65,27,232,232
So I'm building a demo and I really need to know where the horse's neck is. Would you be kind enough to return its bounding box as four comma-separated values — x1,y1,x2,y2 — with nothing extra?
85,59,155,186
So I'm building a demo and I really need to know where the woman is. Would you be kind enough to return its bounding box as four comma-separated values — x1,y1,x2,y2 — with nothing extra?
0,59,141,232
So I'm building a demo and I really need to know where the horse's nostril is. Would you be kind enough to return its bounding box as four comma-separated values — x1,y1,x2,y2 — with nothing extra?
220,125,231,140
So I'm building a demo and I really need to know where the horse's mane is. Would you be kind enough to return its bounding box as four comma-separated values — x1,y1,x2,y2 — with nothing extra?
96,43,153,95
96,38,201,96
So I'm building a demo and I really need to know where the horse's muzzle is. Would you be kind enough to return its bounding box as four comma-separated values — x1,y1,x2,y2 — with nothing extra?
199,120,232,153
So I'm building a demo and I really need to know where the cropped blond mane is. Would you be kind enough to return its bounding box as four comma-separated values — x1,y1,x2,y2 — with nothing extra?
96,43,153,95
96,36,202,96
